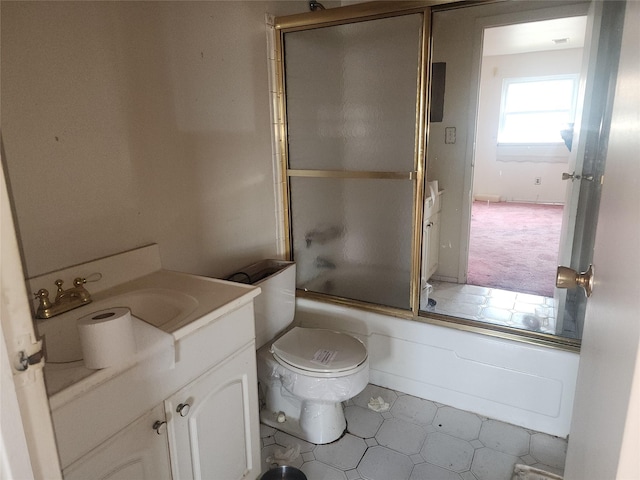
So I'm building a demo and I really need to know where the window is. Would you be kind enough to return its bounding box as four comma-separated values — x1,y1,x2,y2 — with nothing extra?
498,75,579,144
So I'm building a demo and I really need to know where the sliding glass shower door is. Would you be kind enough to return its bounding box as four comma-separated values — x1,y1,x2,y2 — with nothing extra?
280,13,426,310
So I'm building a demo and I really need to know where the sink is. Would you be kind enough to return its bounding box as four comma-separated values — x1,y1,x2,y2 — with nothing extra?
101,288,198,328
37,287,198,364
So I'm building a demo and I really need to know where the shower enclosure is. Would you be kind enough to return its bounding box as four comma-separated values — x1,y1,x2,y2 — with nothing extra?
276,8,429,312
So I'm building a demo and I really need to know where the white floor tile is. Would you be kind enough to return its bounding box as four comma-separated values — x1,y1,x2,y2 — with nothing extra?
486,296,515,310
345,405,383,438
530,433,567,470
471,447,519,480
376,418,427,455
358,446,414,480
263,436,275,446
516,293,546,304
433,407,482,441
345,468,360,480
301,460,348,480
314,434,367,470
459,285,491,296
422,432,474,472
391,394,438,426
260,423,277,438
479,307,512,323
460,471,479,480
479,420,530,457
436,299,483,318
449,292,486,305
365,438,378,447
410,462,464,480
489,289,518,300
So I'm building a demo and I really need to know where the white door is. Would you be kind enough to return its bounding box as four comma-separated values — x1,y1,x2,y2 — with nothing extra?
554,0,622,337
564,0,640,477
553,0,600,334
0,144,62,478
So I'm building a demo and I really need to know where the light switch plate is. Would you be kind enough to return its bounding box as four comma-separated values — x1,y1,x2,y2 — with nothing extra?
445,127,456,144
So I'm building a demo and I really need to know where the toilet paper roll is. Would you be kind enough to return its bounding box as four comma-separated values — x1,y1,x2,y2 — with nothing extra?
78,307,136,369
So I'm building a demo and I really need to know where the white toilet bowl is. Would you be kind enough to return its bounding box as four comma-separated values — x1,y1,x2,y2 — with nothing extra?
257,326,369,444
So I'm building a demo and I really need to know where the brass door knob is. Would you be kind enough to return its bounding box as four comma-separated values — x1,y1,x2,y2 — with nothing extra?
556,264,594,297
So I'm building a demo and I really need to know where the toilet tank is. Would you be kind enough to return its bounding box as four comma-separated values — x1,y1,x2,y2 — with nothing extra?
228,260,296,349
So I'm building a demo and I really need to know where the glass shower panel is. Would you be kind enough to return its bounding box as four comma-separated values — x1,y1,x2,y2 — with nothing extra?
284,14,423,172
290,177,413,310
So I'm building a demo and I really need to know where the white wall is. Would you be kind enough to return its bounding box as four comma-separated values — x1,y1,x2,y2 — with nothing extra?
1,1,309,280
473,49,584,203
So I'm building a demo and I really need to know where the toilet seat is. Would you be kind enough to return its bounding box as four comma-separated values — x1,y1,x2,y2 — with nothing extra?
270,327,367,377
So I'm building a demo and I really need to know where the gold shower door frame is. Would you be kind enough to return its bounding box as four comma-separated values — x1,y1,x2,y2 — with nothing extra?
274,1,584,352
274,2,438,319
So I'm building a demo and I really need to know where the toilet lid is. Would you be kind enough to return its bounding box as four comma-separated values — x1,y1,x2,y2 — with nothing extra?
271,327,367,374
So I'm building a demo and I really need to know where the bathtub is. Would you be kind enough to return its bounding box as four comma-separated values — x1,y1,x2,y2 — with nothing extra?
293,297,580,437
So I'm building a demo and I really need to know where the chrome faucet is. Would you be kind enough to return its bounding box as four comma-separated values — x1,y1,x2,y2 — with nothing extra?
34,277,94,319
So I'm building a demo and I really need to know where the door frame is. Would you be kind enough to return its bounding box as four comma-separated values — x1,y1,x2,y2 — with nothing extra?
1,148,62,478
460,2,592,286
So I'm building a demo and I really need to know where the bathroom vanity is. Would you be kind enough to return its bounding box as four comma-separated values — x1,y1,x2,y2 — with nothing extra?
29,246,262,480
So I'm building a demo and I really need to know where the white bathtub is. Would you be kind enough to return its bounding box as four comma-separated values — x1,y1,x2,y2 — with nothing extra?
294,297,580,437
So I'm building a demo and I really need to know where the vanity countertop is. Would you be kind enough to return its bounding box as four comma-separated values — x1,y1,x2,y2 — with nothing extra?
39,269,260,407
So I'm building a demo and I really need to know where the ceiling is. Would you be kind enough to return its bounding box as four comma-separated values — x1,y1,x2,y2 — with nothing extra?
483,16,588,57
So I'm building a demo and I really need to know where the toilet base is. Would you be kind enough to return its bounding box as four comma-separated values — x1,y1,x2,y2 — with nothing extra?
260,401,346,445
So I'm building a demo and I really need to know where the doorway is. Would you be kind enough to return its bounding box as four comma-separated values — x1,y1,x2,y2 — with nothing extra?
433,16,590,335
424,4,595,340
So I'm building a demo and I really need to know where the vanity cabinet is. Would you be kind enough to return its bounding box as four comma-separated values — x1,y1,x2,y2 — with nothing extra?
166,343,260,480
62,404,172,480
61,342,260,480
54,299,262,480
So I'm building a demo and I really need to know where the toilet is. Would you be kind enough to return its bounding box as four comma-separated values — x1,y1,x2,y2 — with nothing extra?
237,259,369,444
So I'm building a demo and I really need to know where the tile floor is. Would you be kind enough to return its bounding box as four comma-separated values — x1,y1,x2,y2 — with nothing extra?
260,384,567,480
425,281,557,335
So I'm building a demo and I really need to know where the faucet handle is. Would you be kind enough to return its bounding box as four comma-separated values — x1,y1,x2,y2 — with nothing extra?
34,289,52,309
54,279,65,300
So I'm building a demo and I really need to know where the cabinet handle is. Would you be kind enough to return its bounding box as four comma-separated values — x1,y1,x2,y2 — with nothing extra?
177,403,191,417
152,420,167,435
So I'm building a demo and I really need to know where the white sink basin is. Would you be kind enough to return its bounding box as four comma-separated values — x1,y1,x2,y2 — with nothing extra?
37,287,197,364
100,288,198,328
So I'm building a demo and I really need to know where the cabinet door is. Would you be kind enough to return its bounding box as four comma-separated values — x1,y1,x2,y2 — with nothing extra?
166,344,260,480
63,404,171,480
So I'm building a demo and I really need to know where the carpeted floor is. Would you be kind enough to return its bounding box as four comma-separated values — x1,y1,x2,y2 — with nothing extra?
467,201,564,297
